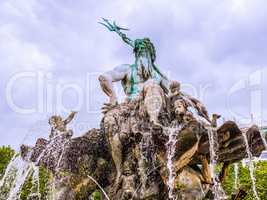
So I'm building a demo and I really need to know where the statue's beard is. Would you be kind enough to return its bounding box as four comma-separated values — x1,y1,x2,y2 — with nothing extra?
136,55,153,80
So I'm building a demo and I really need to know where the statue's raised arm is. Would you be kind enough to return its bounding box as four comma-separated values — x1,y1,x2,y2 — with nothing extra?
99,18,134,48
64,111,78,125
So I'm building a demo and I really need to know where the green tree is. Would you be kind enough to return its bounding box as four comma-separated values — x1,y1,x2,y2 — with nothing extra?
0,146,51,200
20,166,51,200
0,146,15,178
91,190,102,200
223,161,267,200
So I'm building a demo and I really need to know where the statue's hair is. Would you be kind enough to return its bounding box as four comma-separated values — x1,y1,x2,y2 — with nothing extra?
49,115,62,125
133,38,156,62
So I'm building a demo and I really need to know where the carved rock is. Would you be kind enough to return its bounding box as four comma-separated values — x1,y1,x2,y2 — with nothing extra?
21,101,267,200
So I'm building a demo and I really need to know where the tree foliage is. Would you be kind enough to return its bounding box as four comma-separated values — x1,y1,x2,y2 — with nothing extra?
0,146,15,179
0,146,266,200
20,166,51,200
223,161,267,200
0,146,51,200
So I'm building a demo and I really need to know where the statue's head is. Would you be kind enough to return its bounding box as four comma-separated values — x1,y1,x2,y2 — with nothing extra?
133,38,156,63
49,115,63,127
99,19,166,79
99,19,157,63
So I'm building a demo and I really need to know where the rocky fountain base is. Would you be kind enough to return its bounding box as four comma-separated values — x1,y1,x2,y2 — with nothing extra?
14,95,266,200
1,18,266,200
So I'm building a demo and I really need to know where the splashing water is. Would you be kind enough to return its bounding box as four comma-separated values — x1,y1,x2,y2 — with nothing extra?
0,155,32,200
35,131,64,165
32,165,40,195
55,140,69,173
0,132,72,200
260,130,267,150
46,176,56,200
234,163,239,191
165,125,181,200
36,132,71,171
38,132,72,198
138,131,155,187
207,127,227,200
87,175,110,200
241,131,260,200
0,154,17,190
35,141,53,165
39,133,71,199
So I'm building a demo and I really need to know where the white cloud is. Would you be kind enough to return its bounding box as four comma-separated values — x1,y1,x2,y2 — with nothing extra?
0,25,53,72
1,0,38,20
1,0,267,148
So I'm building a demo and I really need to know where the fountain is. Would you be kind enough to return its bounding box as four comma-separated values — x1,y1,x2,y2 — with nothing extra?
241,131,260,200
0,155,32,200
207,127,227,200
0,154,17,190
233,163,239,191
260,130,267,150
31,165,41,198
1,19,266,200
166,125,182,200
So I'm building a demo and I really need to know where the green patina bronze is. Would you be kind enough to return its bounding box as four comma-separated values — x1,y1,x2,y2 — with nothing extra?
99,18,167,99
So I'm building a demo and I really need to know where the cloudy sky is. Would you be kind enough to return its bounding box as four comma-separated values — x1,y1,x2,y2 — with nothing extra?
1,0,267,149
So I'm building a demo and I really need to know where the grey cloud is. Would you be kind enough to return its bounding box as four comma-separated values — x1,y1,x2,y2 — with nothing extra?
1,0,267,148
